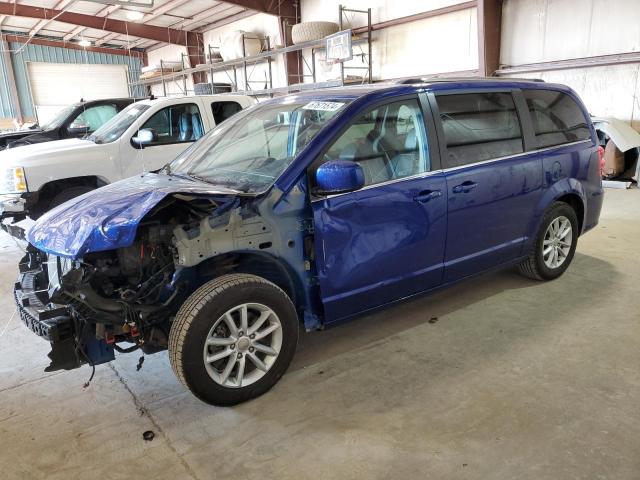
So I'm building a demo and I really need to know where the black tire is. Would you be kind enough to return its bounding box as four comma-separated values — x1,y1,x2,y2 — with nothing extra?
50,186,94,209
291,21,339,44
518,201,579,281
169,274,299,406
31,186,95,219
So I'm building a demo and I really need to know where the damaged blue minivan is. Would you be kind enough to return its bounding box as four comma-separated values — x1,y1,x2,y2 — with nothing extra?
15,79,604,405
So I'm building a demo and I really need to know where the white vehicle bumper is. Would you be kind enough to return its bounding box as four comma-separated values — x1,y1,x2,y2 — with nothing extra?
0,193,27,215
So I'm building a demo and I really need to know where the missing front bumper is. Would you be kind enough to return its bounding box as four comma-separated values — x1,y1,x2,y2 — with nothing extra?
15,250,115,371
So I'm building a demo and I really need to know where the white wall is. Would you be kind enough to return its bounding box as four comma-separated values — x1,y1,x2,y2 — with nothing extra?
301,0,478,82
202,13,286,91
147,43,193,97
197,1,479,91
502,0,640,129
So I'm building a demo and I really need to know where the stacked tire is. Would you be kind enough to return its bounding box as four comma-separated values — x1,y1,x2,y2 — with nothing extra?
291,21,340,44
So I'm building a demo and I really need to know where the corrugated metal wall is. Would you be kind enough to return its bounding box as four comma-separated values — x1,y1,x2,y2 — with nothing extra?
0,42,143,121
0,43,18,119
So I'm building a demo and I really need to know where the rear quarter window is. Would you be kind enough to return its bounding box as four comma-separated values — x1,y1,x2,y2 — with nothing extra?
211,101,243,124
522,89,591,148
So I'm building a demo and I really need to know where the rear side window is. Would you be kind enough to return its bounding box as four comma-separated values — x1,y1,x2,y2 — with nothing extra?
435,92,523,167
211,101,243,124
522,89,591,148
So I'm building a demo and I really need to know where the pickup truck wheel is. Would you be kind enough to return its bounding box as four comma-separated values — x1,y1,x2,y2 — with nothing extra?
49,186,94,210
169,274,299,406
518,202,578,281
32,186,94,219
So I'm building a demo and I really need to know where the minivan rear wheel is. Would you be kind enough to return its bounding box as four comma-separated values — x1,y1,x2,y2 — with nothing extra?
169,274,299,406
518,202,579,281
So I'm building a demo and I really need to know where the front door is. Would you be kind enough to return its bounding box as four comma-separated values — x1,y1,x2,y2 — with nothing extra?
432,90,543,282
123,102,206,178
311,97,447,322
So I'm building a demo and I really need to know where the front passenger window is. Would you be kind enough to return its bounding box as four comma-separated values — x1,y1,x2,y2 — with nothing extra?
322,99,430,187
139,103,203,146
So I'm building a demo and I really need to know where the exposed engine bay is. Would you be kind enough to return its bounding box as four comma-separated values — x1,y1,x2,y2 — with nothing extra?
15,194,245,371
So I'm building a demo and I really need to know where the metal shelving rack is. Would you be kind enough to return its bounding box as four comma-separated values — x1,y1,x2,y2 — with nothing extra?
129,5,373,97
338,5,373,85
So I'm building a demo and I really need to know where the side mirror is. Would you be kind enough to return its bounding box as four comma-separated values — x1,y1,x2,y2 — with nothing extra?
132,128,157,148
315,159,365,195
67,122,90,136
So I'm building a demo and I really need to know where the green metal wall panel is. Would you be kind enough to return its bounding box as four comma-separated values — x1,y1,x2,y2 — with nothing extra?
0,42,143,121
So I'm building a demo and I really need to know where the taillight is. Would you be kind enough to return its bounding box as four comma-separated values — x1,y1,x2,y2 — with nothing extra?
597,145,605,176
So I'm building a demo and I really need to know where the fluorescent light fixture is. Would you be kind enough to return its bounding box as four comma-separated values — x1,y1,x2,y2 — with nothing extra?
78,39,91,47
126,10,145,21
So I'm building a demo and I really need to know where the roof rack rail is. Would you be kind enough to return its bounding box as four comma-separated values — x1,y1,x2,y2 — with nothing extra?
395,76,545,84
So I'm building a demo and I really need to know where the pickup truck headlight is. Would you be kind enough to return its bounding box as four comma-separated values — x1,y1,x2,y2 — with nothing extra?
2,167,28,194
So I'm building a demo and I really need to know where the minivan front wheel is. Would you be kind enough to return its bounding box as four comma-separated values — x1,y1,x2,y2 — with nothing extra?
518,202,579,281
169,274,299,406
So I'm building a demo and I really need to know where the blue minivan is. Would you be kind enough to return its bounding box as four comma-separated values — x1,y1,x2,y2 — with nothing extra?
15,79,604,405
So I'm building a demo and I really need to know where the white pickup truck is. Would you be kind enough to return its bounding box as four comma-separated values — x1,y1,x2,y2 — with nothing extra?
0,94,256,229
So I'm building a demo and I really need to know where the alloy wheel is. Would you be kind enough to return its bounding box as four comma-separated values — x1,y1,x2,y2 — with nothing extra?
542,216,573,269
203,303,282,388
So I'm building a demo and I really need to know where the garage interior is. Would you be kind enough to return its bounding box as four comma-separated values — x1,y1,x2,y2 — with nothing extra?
1,1,639,479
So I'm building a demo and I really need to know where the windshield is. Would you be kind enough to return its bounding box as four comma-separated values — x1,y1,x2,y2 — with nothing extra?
88,102,150,144
41,104,77,130
169,99,349,193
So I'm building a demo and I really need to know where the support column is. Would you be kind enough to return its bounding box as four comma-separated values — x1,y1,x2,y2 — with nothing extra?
186,31,207,85
477,0,502,77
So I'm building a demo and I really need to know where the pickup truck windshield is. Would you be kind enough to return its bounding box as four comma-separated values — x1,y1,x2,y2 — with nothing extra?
88,103,150,144
41,104,78,130
170,99,349,193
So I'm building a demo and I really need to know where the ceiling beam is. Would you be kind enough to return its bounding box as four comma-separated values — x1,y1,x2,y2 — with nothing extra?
95,31,119,46
29,0,75,37
140,0,192,23
91,0,193,47
167,2,231,29
63,4,120,41
3,32,144,57
0,1,193,44
218,0,298,20
195,9,256,32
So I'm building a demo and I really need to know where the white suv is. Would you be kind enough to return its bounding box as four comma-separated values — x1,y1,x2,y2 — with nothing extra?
0,94,255,227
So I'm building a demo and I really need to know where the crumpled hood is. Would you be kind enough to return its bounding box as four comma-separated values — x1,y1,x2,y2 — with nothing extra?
28,173,239,258
592,117,640,152
0,138,94,165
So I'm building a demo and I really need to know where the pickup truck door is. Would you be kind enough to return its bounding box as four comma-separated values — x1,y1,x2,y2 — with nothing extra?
311,95,447,323
121,99,208,178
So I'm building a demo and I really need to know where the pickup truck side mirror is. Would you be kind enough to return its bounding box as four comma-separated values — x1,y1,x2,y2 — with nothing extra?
315,159,365,195
131,128,157,149
66,122,90,137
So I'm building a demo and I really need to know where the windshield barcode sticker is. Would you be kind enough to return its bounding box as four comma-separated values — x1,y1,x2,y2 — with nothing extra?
302,101,344,112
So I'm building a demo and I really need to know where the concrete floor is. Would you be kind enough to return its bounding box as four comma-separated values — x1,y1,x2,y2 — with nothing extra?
1,188,639,480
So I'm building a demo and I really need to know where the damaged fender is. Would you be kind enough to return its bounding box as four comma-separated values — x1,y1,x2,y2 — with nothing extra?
27,173,238,258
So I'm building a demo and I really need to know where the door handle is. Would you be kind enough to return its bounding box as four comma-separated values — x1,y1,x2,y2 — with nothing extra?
413,190,442,203
452,181,478,194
